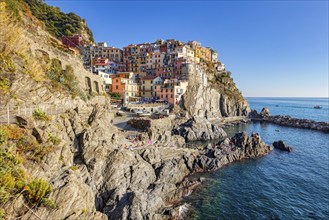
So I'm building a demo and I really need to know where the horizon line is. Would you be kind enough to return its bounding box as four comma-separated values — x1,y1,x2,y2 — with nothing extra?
245,96,329,98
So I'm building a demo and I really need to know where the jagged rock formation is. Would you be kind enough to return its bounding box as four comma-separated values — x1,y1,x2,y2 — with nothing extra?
2,104,273,220
127,117,186,147
182,63,250,120
172,117,227,141
273,140,293,152
196,132,272,171
260,107,270,117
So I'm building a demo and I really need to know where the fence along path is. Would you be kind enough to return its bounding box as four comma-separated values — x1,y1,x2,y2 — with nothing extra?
0,103,75,124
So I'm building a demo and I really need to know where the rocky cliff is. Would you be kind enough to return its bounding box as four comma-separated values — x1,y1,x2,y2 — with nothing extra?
1,105,272,220
0,1,269,219
0,1,104,107
182,62,250,119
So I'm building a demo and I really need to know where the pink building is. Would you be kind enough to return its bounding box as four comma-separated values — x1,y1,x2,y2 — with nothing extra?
159,80,188,105
159,84,175,104
155,67,173,79
173,57,189,79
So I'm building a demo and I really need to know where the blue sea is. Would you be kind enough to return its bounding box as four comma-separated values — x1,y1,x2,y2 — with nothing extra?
184,97,329,219
247,97,329,122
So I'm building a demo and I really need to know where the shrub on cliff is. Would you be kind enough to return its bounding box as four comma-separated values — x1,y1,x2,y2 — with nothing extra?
0,125,55,210
23,0,94,43
47,58,87,100
33,108,50,121
24,179,52,205
0,2,45,84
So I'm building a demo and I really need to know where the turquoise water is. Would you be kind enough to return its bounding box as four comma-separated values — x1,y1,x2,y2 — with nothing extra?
247,97,329,122
184,98,329,220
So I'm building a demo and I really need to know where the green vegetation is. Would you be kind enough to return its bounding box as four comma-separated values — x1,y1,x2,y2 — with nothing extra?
110,92,121,99
0,78,10,95
69,165,78,171
0,125,55,210
33,108,50,121
0,53,16,95
0,208,5,219
1,0,28,18
24,0,94,42
199,59,244,101
0,144,26,205
47,132,61,145
47,58,87,100
16,138,54,163
0,53,16,74
24,178,52,204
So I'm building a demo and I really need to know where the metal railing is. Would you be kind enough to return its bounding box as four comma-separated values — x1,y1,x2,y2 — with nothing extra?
0,103,75,124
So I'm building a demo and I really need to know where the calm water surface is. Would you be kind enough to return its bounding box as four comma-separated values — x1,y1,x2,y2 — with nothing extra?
247,97,328,122
184,98,329,220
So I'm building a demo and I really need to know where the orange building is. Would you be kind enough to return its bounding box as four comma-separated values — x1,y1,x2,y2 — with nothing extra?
111,77,125,98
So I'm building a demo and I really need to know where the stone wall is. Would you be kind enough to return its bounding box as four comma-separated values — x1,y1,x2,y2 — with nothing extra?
22,17,105,95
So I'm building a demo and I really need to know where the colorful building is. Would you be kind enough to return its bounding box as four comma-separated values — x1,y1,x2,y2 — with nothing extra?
62,35,84,48
123,78,138,104
159,84,175,104
140,75,157,99
97,71,113,93
111,77,126,98
159,80,188,105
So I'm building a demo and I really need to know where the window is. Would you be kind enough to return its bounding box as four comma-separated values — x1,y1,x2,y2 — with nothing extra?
171,94,173,98
161,95,163,98
166,95,168,98
116,79,118,82
116,85,118,89
151,81,153,84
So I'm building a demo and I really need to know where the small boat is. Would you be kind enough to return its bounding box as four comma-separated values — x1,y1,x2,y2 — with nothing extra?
314,105,322,109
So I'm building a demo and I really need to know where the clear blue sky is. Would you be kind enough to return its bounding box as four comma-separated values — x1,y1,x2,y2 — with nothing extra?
46,0,328,97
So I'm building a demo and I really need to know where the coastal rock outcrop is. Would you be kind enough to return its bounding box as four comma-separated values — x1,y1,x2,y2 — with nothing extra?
250,110,329,133
172,117,227,141
273,140,293,152
127,117,186,147
182,63,250,120
196,132,272,171
260,107,270,117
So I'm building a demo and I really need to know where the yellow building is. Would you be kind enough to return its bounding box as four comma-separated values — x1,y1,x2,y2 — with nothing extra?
140,75,157,99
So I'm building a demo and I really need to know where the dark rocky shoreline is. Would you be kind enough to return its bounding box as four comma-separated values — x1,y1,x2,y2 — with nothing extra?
250,108,329,133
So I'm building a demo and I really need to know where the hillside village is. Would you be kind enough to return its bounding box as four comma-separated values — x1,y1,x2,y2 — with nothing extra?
62,35,225,105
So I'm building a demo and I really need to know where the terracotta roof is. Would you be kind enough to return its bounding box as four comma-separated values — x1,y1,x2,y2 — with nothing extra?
141,75,157,80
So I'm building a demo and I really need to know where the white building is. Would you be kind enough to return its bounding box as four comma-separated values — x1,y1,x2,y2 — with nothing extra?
97,71,113,93
175,45,195,61
122,78,138,104
146,52,166,69
174,81,188,104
